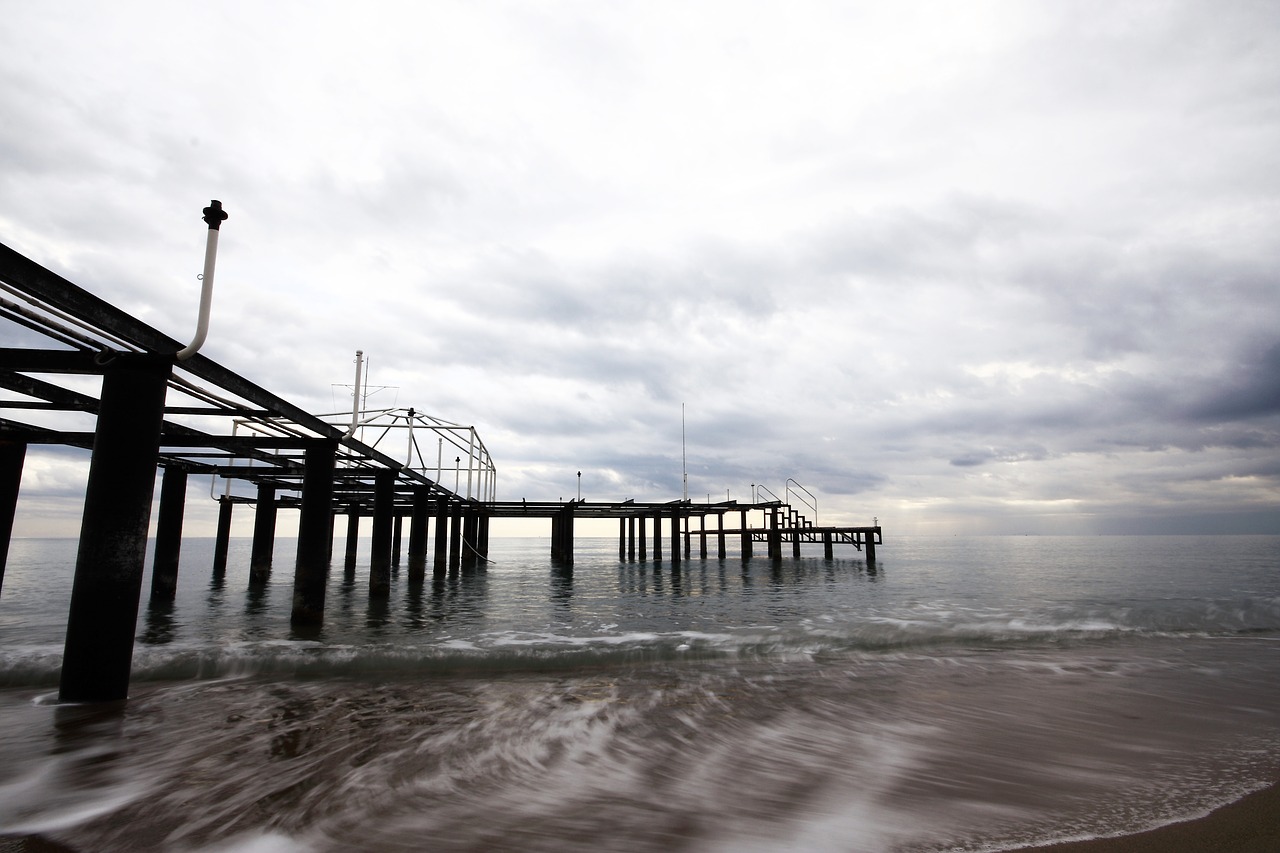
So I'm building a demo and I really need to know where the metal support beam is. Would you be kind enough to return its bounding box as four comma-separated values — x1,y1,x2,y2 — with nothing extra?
448,503,462,570
433,498,449,575
249,483,277,583
291,440,336,626
212,497,233,577
59,355,169,703
407,487,429,582
0,439,26,595
462,506,478,568
150,466,187,601
344,509,360,571
369,469,395,597
669,508,679,565
768,506,782,561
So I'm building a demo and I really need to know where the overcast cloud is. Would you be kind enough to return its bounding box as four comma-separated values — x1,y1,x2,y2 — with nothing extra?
2,0,1278,536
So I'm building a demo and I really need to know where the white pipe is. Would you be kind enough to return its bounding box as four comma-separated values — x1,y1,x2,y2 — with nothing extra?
177,200,228,361
405,407,415,467
681,402,688,501
345,350,364,437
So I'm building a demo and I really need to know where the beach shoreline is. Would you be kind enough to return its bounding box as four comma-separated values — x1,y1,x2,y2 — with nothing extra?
5,783,1280,852
1008,780,1280,853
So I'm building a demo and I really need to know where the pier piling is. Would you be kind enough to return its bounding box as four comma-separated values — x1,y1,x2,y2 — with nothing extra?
0,439,27,595
344,509,360,571
212,497,233,577
407,487,429,581
291,439,336,626
149,465,187,601
370,469,395,597
59,355,170,704
249,484,277,584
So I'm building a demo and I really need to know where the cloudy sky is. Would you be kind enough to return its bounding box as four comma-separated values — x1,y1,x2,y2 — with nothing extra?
3,0,1278,537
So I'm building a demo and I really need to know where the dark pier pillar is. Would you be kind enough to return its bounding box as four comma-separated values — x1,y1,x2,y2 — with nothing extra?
407,487,430,582
639,516,647,561
250,483,277,584
462,506,479,567
684,512,691,559
327,509,336,561
740,509,751,559
669,509,680,565
628,516,636,561
478,509,490,559
0,439,26,595
291,440,336,626
344,508,361,570
212,496,233,578
768,507,782,561
792,524,802,558
699,515,707,560
149,465,187,601
619,518,626,560
392,515,403,567
653,514,662,561
370,469,395,597
433,499,449,574
448,503,463,570
823,531,833,560
59,355,169,704
865,529,877,563
717,513,726,560
560,502,575,565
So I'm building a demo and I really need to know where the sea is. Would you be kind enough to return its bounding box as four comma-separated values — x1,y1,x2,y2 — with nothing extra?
1,534,1278,852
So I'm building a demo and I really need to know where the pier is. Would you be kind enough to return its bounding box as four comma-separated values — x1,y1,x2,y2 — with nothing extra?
0,204,881,703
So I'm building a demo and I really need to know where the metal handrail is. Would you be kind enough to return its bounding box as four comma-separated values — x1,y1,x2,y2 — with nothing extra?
755,483,781,503
786,478,817,524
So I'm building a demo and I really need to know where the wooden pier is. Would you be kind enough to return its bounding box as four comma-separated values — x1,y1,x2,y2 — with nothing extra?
490,499,879,564
0,207,882,703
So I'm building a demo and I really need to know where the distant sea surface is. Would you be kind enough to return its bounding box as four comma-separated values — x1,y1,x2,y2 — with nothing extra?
2,534,1279,852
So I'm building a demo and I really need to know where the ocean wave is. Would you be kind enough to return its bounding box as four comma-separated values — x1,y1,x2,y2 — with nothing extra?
4,616,1277,689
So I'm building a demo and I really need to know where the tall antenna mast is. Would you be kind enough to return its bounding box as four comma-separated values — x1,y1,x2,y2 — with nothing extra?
345,349,364,437
682,403,688,501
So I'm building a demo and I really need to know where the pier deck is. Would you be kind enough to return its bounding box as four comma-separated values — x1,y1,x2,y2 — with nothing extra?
0,221,881,703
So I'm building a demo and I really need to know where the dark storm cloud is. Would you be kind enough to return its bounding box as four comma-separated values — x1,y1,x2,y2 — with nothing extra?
1187,341,1280,423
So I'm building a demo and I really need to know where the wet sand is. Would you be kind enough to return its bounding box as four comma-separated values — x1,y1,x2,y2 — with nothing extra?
1017,780,1280,853
4,784,1280,852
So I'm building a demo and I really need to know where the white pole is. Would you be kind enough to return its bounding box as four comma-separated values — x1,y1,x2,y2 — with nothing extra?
436,436,443,484
405,408,415,467
177,200,228,361
681,403,688,501
344,350,364,437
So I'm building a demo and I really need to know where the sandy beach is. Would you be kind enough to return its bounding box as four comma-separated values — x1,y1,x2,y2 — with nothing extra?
4,783,1278,852
1016,781,1280,853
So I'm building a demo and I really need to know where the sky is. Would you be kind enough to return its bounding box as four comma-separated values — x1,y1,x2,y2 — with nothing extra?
2,0,1279,538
